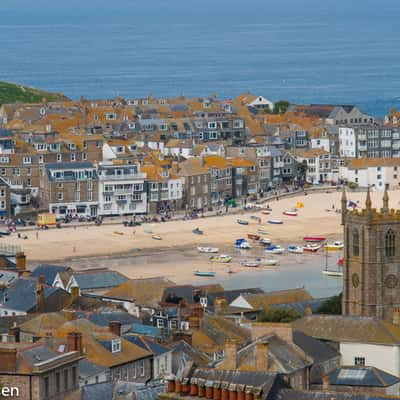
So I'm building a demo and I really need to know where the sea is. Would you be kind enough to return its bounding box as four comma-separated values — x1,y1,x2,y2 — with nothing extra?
1,0,400,117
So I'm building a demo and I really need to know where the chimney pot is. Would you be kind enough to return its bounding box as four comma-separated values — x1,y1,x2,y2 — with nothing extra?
109,321,121,337
0,347,17,373
305,304,312,316
224,339,238,370
322,374,330,390
16,252,26,271
67,332,83,354
256,340,269,371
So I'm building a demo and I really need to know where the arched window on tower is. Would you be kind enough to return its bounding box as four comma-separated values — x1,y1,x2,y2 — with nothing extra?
385,229,396,257
353,229,359,257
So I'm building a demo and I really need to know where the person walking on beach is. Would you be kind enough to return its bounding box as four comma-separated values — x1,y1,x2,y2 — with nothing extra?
36,231,38,240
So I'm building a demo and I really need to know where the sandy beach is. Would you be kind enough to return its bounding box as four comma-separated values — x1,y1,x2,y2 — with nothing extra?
9,189,395,285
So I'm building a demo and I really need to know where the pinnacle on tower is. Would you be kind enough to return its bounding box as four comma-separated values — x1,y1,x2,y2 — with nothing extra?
383,184,389,214
365,186,372,210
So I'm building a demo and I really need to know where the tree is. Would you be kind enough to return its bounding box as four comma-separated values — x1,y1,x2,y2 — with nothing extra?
258,307,302,323
273,100,290,114
317,293,342,315
298,160,308,183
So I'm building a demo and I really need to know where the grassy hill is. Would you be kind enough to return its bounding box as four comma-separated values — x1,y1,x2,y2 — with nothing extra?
0,81,70,105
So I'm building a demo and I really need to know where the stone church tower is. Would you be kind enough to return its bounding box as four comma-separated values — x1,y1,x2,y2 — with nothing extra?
342,185,399,321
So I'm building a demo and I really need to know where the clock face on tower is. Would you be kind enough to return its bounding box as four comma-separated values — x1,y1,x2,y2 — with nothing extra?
384,274,398,289
352,273,360,288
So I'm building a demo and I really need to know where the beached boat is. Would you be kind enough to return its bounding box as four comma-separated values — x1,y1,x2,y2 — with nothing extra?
192,227,204,235
260,237,272,246
303,236,326,243
235,239,252,249
325,241,344,251
304,243,321,252
265,245,285,254
152,235,162,240
210,254,232,263
241,260,260,268
283,210,298,216
194,271,216,277
261,210,271,215
113,231,124,236
256,258,279,266
258,228,269,235
268,220,283,225
247,234,261,241
288,245,304,254
197,247,219,253
237,219,249,225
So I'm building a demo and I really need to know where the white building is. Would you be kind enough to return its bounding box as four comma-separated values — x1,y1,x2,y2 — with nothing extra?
98,163,147,216
311,137,331,153
339,158,400,190
338,127,356,157
292,148,332,184
246,95,274,111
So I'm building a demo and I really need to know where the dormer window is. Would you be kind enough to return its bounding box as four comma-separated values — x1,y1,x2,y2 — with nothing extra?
112,339,121,353
208,122,217,129
105,113,116,121
128,123,136,130
159,124,168,131
69,143,76,150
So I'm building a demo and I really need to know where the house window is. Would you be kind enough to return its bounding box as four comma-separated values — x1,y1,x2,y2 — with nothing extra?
82,153,87,161
71,153,76,162
12,168,20,176
57,154,62,162
56,372,60,393
44,376,50,398
140,360,145,376
112,339,121,353
385,229,396,257
354,357,365,366
353,229,359,257
156,319,164,328
23,156,32,164
58,193,63,201
64,369,69,390
39,155,44,164
83,140,87,149
132,364,137,378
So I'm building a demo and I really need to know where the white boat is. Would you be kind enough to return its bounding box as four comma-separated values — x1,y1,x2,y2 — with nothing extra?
258,228,269,235
304,243,321,252
268,219,283,225
197,247,219,254
210,254,232,263
256,258,279,266
288,245,304,254
283,210,298,216
325,241,344,251
260,238,272,246
265,245,285,254
241,260,260,268
152,235,162,240
235,239,252,249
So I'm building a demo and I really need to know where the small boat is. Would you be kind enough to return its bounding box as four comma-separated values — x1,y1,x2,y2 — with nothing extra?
247,234,261,241
113,231,124,236
235,239,252,249
241,260,260,268
325,241,344,251
304,243,321,252
283,210,298,216
258,228,269,235
260,237,272,246
194,271,216,277
0,230,11,236
268,220,283,225
303,236,326,243
265,245,285,254
197,247,219,253
288,245,304,254
250,215,260,220
152,235,162,240
210,254,232,263
237,219,249,225
256,258,279,266
192,228,204,235
261,210,271,215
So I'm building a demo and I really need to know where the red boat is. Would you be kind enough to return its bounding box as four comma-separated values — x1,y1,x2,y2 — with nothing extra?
304,243,322,252
303,236,326,243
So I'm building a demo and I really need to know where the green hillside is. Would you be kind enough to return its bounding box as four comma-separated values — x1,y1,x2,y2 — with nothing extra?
0,81,70,105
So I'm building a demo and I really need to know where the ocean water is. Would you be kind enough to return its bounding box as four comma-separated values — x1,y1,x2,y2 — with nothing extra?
1,0,400,116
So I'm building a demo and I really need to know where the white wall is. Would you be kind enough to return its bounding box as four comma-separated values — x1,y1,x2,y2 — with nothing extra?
340,342,400,377
338,127,356,157
311,138,330,153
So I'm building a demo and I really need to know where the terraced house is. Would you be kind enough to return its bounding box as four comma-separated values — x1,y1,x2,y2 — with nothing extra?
40,162,99,218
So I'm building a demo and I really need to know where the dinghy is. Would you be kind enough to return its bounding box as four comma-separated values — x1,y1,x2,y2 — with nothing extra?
197,247,219,253
304,243,321,252
265,245,285,254
288,245,304,254
210,254,232,263
268,220,283,225
325,241,344,251
194,271,216,277
237,219,249,225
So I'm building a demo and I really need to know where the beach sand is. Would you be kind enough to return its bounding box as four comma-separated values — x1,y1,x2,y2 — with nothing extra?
11,189,395,284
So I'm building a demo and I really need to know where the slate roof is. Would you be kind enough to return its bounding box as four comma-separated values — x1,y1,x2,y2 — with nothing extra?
171,340,209,368
31,264,70,286
78,359,108,379
72,269,128,291
19,312,72,336
321,366,400,388
276,389,391,400
123,335,170,356
82,382,114,400
207,288,264,312
269,298,329,316
45,162,94,170
82,311,140,327
131,322,161,338
0,270,18,286
0,314,36,334
0,277,65,312
292,315,400,345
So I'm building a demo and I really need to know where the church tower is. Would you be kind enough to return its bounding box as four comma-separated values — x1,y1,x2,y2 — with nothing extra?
342,185,400,321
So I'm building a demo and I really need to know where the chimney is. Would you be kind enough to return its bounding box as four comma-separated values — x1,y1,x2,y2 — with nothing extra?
36,283,45,313
38,274,47,286
256,340,269,371
0,347,17,373
322,374,330,390
71,286,80,300
305,304,313,316
109,321,121,337
214,298,228,314
393,308,400,325
16,252,26,271
224,339,238,370
67,332,83,354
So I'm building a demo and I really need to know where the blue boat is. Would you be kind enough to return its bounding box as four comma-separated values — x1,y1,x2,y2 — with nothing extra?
268,219,283,225
194,271,216,277
235,238,252,249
